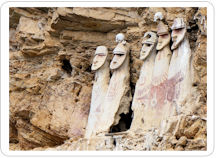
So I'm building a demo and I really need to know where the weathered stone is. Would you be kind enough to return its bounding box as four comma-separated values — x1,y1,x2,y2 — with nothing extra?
85,46,110,138
184,119,202,139
98,34,132,133
130,32,158,131
9,120,18,143
50,8,139,34
9,7,206,151
16,16,60,57
194,8,207,36
185,138,206,150
169,136,178,145
16,119,67,150
177,136,187,146
175,145,184,151
142,13,173,129
160,117,178,135
168,18,193,115
173,115,187,138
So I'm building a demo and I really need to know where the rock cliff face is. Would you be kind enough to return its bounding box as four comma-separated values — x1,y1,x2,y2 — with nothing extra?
9,7,206,151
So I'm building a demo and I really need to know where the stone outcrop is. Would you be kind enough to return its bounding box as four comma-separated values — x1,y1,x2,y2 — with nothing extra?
9,7,206,151
97,34,132,134
130,31,158,131
85,46,110,138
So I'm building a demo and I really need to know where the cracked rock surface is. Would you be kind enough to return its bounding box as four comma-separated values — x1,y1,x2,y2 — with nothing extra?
9,7,206,151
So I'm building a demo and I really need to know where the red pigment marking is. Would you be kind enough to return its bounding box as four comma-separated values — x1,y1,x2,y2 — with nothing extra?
92,87,102,112
95,104,101,112
93,91,99,103
149,82,166,108
106,81,118,101
136,85,151,106
136,71,184,109
165,71,183,102
152,73,167,85
138,77,146,86
72,128,83,137
157,52,161,61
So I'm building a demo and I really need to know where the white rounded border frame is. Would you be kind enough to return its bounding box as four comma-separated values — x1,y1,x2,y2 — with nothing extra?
1,0,215,157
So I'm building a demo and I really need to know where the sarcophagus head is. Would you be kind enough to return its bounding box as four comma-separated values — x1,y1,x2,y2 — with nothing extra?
156,21,171,50
171,18,187,50
110,33,129,70
140,32,157,60
91,46,108,71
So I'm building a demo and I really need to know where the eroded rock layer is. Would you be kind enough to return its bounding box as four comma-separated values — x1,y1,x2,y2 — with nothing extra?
9,7,206,151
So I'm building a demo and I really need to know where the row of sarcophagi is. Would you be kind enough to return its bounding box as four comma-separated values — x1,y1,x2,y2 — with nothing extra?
85,14,193,138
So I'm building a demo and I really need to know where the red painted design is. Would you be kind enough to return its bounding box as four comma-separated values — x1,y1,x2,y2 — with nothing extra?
136,84,151,106
95,104,101,112
157,52,161,60
93,87,100,102
136,71,184,109
91,85,103,113
166,71,183,102
106,80,118,101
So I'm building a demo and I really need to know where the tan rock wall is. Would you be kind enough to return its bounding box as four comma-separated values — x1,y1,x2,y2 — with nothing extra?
9,7,206,150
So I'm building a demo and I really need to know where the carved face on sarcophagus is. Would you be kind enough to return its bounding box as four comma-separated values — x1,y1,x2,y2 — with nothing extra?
91,46,108,71
156,22,171,50
110,33,128,70
110,43,128,70
140,32,157,60
171,18,187,50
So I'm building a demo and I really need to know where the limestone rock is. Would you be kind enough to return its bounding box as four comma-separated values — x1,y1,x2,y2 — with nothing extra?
9,7,206,151
130,31,158,131
177,136,187,146
184,119,203,139
50,8,139,34
194,8,207,35
16,119,67,150
98,38,132,133
85,46,110,138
